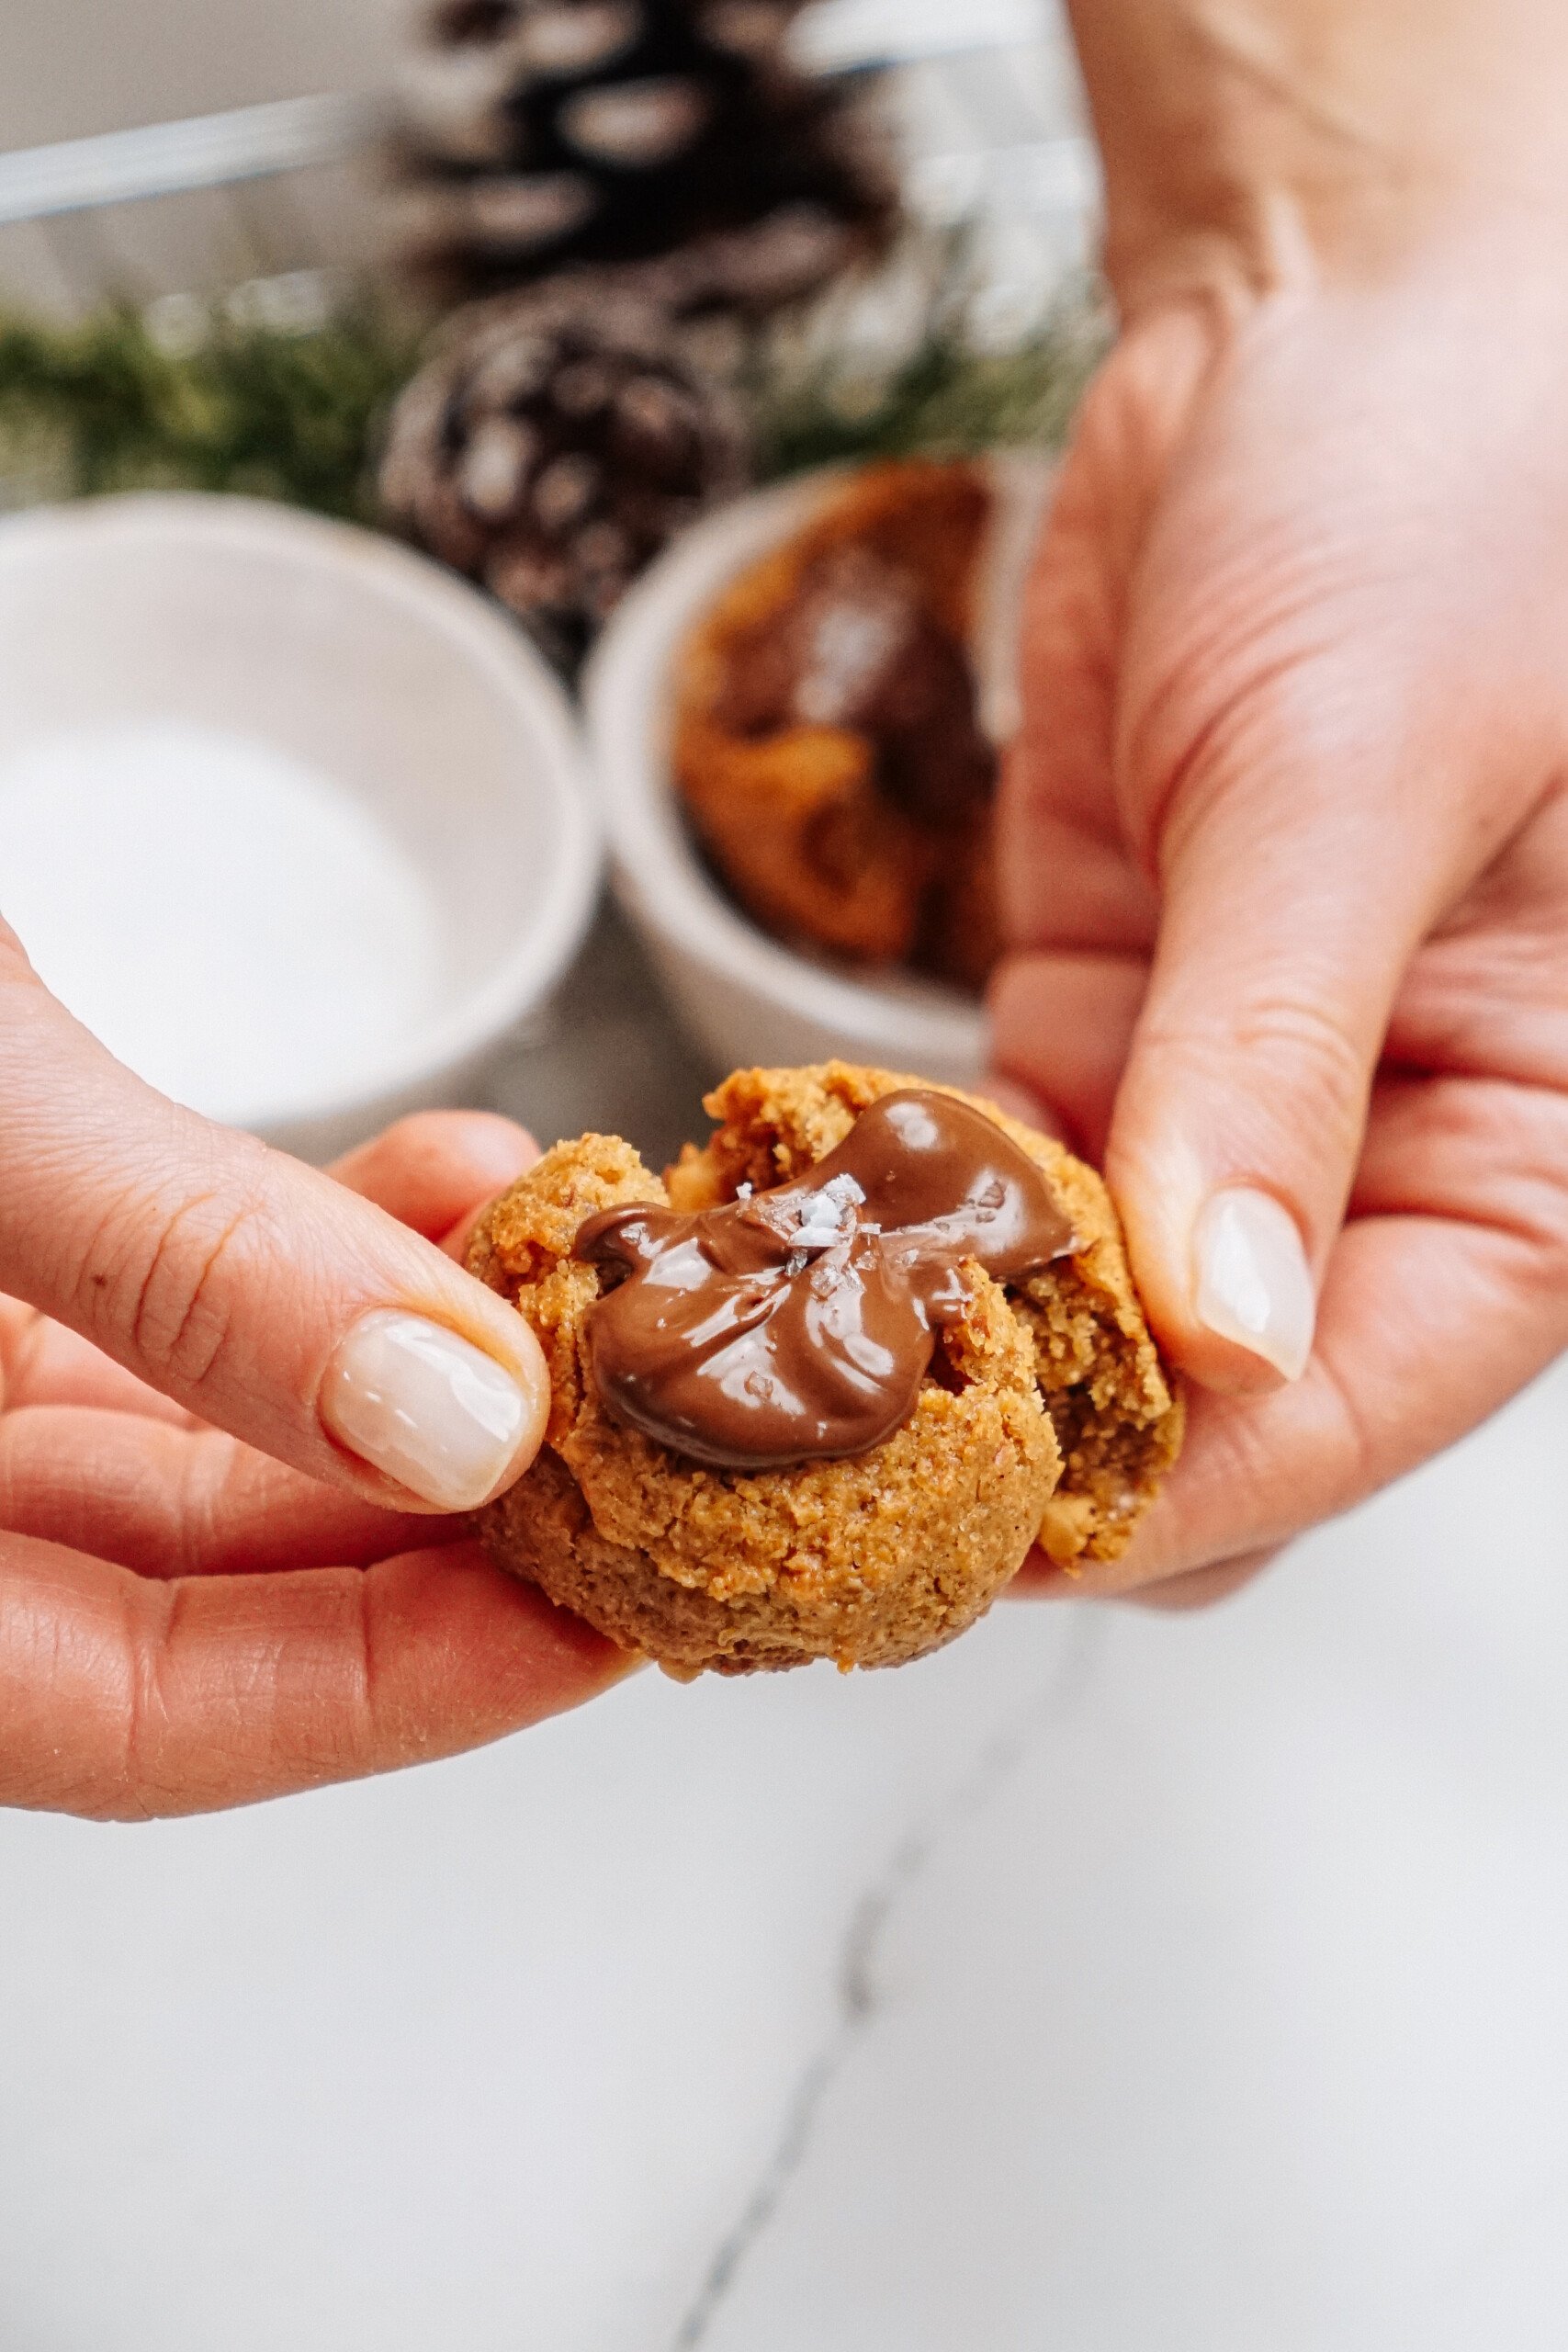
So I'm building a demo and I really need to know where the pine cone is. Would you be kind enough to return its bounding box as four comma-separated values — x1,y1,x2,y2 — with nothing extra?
393,0,895,305
379,279,750,670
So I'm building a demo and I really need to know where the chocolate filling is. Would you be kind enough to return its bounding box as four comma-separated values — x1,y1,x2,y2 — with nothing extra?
575,1089,1074,1470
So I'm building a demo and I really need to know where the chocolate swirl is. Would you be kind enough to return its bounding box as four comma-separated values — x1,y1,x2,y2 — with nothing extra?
574,1090,1074,1472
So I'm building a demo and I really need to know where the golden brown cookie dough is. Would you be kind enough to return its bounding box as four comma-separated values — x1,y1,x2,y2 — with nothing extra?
673,462,1001,989
469,1064,1182,1678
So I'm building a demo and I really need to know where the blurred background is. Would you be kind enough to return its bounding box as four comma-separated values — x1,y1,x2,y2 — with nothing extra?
0,0,1100,1162
0,0,1090,315
2,8,1567,2350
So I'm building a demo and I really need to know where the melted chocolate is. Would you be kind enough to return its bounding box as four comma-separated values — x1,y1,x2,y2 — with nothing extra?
574,1090,1075,1472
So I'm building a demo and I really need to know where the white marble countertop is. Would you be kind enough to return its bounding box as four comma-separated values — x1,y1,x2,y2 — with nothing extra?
2,1036,1564,2351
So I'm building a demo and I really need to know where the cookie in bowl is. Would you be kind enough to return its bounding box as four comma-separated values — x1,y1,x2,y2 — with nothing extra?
468,1062,1182,1677
671,460,1012,992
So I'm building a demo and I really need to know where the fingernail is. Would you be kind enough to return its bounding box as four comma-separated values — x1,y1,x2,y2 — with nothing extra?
321,1310,539,1510
1192,1188,1315,1381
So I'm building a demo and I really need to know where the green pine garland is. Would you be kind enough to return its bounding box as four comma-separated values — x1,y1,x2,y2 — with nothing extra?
0,266,1102,526
0,296,420,519
753,300,1102,478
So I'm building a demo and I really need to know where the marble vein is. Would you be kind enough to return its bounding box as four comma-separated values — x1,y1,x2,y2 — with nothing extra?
669,1609,1108,2350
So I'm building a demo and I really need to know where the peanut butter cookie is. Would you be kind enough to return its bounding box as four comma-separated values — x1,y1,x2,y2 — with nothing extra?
469,1063,1181,1675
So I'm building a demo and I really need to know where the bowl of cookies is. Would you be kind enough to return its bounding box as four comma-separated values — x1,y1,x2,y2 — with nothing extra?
583,453,1052,1087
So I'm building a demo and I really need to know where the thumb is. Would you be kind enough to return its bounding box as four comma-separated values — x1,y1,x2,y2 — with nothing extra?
1107,656,1536,1394
0,936,547,1511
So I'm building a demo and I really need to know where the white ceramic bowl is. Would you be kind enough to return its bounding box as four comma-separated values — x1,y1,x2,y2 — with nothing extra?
583,456,1051,1089
0,494,602,1161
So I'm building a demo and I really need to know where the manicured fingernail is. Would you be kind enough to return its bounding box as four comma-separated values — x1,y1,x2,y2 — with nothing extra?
1192,1188,1315,1381
321,1310,539,1509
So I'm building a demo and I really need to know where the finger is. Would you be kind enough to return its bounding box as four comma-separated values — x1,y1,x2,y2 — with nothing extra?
1384,788,1568,1094
0,951,550,1513
1012,1544,1281,1607
1054,1094,1568,1595
987,950,1147,1161
1105,637,1549,1394
1123,1549,1281,1611
1000,307,1212,953
0,1532,630,1819
328,1112,538,1244
0,1296,195,1425
0,1408,455,1577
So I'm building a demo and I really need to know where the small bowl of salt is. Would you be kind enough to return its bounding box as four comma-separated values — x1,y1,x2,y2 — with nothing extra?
0,493,601,1160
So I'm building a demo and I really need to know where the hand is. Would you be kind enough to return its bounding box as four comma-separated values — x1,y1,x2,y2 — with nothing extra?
0,928,626,1817
993,236,1568,1606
